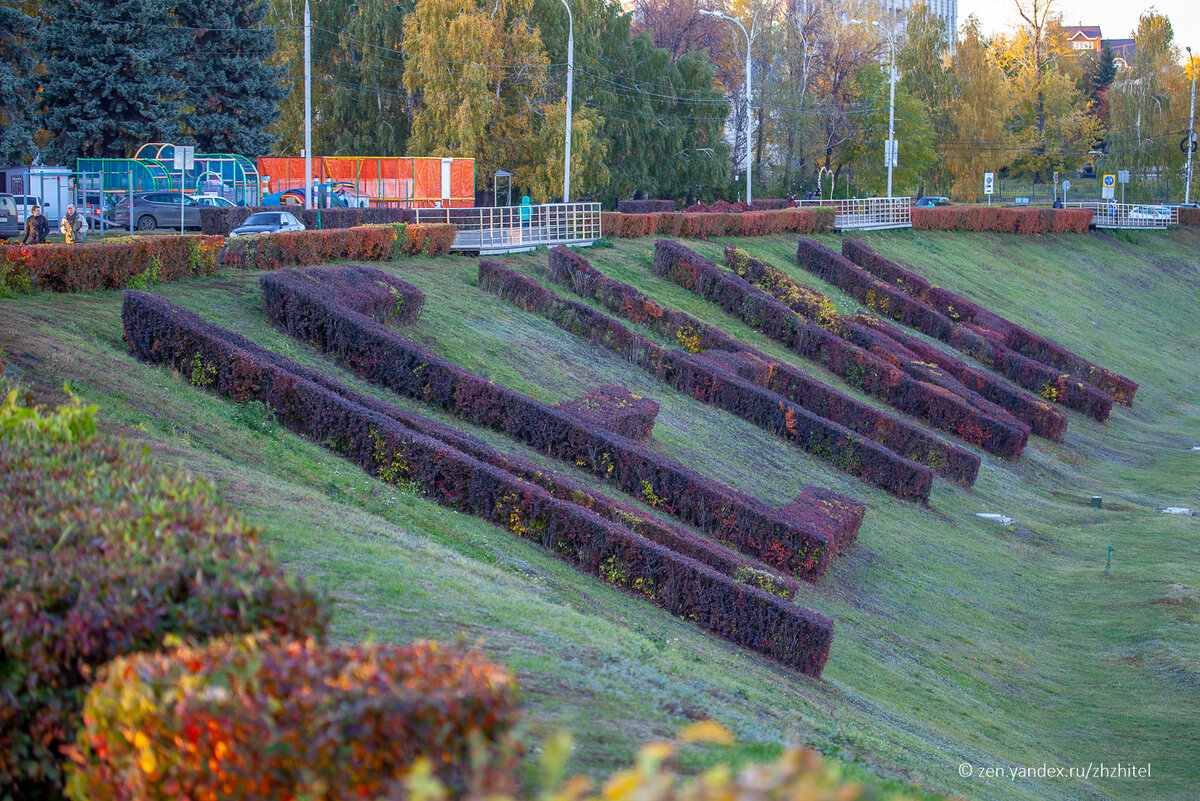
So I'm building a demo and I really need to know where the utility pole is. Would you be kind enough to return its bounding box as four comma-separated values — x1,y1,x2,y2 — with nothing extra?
559,0,573,203
700,10,752,204
304,0,313,210
851,18,896,198
1187,46,1196,204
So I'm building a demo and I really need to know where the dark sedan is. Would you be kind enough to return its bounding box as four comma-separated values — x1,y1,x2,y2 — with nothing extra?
228,211,307,238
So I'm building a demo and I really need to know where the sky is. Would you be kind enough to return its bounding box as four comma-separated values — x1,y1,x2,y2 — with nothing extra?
958,0,1200,49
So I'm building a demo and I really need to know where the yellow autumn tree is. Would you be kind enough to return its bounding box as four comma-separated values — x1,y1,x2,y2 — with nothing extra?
526,99,610,202
946,16,1011,201
402,0,549,190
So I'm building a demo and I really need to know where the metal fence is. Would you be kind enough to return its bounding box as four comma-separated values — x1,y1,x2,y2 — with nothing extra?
414,202,602,253
1068,201,1179,229
795,197,912,230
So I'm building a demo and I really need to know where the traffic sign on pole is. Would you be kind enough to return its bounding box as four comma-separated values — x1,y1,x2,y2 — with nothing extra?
984,172,994,195
1102,174,1116,200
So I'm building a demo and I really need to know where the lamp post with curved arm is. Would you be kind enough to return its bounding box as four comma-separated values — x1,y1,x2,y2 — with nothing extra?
700,9,752,204
851,17,896,198
559,0,574,202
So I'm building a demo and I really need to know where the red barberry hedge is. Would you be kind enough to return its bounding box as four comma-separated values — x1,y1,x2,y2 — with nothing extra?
796,238,1113,422
546,246,985,481
556,384,660,441
602,207,834,239
402,222,458,257
199,205,417,236
0,235,223,292
0,392,326,798
122,290,837,674
67,635,519,800
256,267,842,577
617,199,676,214
1178,207,1200,226
911,205,1093,233
843,238,1138,406
482,258,936,500
653,240,1036,463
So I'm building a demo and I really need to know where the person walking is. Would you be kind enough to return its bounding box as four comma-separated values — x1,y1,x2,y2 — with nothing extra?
519,195,532,229
20,205,50,245
60,204,86,243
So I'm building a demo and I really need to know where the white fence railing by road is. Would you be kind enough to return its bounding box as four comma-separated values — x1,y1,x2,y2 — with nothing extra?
795,197,912,230
1068,201,1178,229
415,202,602,253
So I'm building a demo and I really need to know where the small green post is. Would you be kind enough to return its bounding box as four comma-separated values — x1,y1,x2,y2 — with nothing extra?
1104,545,1114,575
1090,495,1103,508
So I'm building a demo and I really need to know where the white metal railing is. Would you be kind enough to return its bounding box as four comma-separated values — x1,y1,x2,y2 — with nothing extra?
1067,201,1177,229
415,202,602,252
795,197,912,230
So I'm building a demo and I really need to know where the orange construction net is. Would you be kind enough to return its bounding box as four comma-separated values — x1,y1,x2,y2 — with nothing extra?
256,157,475,208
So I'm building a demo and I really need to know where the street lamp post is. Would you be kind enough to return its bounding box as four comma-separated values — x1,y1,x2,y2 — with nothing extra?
559,0,573,203
700,9,752,204
304,0,312,210
1187,46,1196,205
851,18,896,198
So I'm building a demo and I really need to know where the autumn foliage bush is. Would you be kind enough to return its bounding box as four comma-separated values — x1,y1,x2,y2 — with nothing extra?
555,384,660,441
795,238,1113,422
601,207,833,239
0,388,327,799
122,289,836,674
199,205,416,236
911,205,1093,233
1178,206,1200,226
0,235,223,292
616,199,675,213
257,267,845,577
483,257,936,500
545,246,981,483
843,238,1138,406
66,635,519,800
402,222,459,257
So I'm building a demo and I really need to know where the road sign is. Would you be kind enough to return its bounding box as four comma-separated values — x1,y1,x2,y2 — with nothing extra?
1061,179,1071,192
1118,170,1130,184
884,139,898,168
172,145,195,171
984,172,995,196
1103,174,1116,188
1053,171,1060,185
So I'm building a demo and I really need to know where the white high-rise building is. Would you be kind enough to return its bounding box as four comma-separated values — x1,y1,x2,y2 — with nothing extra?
871,0,958,53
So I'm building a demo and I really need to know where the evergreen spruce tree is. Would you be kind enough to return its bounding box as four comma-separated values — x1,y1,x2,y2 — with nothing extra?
0,2,37,165
174,0,287,155
37,0,185,161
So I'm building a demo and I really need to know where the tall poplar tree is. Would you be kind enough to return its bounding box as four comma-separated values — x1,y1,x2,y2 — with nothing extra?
38,0,185,161
174,0,287,155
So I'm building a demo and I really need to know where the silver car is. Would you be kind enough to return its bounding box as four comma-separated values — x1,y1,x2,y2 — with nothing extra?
110,192,202,231
228,211,307,238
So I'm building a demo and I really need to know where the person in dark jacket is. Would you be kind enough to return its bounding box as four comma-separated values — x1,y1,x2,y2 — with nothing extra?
20,206,49,245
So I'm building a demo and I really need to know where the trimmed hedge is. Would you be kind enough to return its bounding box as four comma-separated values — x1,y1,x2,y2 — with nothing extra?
797,238,1113,422
547,246,983,482
122,290,837,674
723,245,1031,458
556,384,660,441
602,207,834,239
257,267,844,577
843,237,1138,406
653,240,1035,464
617,199,675,214
67,635,519,799
911,205,1093,233
219,223,458,271
1179,207,1200,226
199,205,417,236
0,389,327,798
0,235,223,293
482,258,935,501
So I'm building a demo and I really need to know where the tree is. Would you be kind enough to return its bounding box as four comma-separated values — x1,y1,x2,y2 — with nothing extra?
37,0,185,161
526,99,609,200
848,63,936,196
174,0,287,155
944,16,1010,201
898,2,952,193
402,0,549,191
0,1,36,164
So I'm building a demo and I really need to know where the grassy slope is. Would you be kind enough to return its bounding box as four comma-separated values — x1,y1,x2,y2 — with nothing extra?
1,228,1197,801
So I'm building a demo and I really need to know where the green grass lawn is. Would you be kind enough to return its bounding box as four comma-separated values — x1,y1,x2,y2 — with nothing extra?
1,228,1197,801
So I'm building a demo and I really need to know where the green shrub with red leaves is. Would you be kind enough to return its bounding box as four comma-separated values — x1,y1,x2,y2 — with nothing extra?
0,235,223,293
602,207,833,239
911,205,1092,233
402,223,458,257
220,224,457,271
65,634,520,801
0,387,327,799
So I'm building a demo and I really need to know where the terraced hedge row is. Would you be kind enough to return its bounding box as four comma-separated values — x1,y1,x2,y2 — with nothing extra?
258,267,846,577
796,238,1114,422
910,206,1093,233
722,246,1035,456
602,207,834,239
842,238,1138,406
122,290,836,675
546,246,981,484
199,205,417,236
556,384,660,441
481,258,938,500
652,240,1034,461
1,235,224,293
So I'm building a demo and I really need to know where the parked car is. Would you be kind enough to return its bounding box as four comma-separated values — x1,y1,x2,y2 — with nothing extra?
188,194,237,207
913,196,951,207
228,211,306,238
1128,205,1171,223
0,194,21,240
9,194,44,224
109,192,202,231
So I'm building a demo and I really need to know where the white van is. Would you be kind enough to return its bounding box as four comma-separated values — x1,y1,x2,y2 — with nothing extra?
10,195,44,224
